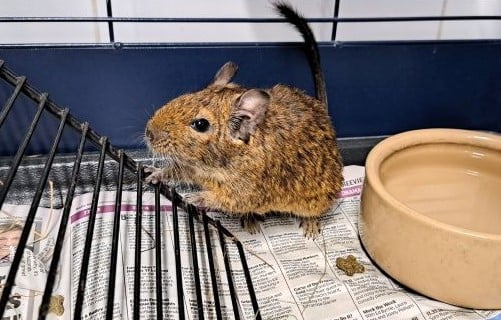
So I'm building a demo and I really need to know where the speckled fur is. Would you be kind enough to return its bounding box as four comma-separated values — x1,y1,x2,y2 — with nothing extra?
145,3,344,238
146,83,343,230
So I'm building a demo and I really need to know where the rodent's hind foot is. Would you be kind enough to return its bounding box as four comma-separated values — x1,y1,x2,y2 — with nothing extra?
144,165,167,184
241,214,263,235
299,217,320,240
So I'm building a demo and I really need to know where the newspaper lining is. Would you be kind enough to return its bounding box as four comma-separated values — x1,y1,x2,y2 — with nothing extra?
0,165,499,319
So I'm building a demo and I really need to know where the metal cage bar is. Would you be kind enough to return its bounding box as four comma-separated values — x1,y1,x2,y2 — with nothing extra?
331,0,341,41
105,150,125,320
154,185,164,319
133,164,143,320
171,188,185,319
0,93,47,205
188,204,205,320
73,137,108,320
2,16,501,23
0,60,260,319
217,220,241,320
106,0,115,43
0,76,25,128
203,211,223,320
38,122,89,319
237,242,260,320
0,106,69,315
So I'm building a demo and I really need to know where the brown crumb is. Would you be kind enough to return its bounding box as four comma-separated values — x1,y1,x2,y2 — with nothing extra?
48,295,65,316
336,255,365,276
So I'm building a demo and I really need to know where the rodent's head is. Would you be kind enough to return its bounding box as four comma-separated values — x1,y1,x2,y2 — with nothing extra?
145,62,270,167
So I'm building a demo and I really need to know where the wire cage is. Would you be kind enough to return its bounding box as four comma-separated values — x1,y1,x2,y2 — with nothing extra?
1,1,501,319
0,61,260,319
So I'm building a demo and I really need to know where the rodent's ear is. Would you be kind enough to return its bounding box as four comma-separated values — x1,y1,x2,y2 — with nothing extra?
229,89,270,143
211,61,238,87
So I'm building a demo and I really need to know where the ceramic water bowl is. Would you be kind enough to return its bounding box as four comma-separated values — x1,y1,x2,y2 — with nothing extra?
360,128,501,309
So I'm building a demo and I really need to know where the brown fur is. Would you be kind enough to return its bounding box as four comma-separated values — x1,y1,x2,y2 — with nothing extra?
145,73,343,238
145,2,343,238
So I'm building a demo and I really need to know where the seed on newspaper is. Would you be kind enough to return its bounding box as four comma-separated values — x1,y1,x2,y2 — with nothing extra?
335,255,365,276
49,295,65,316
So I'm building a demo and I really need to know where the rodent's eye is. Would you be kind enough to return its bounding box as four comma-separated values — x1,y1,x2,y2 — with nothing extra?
190,118,211,133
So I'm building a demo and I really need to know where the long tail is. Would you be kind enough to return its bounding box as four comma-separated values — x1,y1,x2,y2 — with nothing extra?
274,2,327,107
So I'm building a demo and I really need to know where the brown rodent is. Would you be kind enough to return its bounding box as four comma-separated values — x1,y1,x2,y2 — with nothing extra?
144,2,343,238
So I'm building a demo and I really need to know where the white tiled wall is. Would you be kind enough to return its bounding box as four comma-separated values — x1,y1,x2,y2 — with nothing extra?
336,0,501,40
0,0,109,43
112,0,334,43
1,0,500,44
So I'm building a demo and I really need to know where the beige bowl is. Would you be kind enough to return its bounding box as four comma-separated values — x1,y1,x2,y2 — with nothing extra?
360,128,501,309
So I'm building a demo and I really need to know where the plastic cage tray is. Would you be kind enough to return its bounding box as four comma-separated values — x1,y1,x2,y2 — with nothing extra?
0,60,261,320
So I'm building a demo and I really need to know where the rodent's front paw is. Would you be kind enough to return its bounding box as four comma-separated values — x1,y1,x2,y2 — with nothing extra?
183,192,207,208
144,165,166,184
299,217,320,240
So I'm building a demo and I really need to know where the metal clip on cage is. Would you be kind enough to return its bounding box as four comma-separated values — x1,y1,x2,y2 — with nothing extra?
0,60,261,320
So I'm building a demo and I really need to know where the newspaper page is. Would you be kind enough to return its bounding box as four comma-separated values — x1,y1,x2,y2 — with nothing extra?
206,165,501,320
66,190,242,320
1,165,501,319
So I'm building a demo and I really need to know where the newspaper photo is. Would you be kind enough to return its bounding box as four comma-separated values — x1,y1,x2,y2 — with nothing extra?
0,202,62,320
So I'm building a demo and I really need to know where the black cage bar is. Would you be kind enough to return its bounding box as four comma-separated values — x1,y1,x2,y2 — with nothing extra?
0,60,261,319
